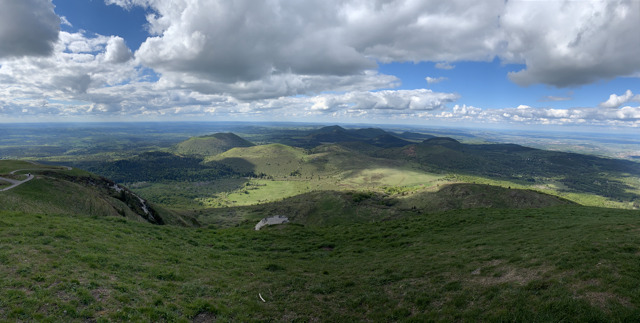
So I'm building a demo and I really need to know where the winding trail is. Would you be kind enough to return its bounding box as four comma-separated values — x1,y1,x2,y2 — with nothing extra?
0,166,72,192
0,173,34,192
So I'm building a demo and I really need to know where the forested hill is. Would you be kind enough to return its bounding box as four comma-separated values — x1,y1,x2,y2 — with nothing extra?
74,151,248,183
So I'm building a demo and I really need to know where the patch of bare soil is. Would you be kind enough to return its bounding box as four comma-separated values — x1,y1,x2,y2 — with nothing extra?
192,311,217,323
468,260,551,286
580,292,632,310
91,288,110,303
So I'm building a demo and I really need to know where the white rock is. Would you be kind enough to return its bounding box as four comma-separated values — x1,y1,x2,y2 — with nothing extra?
255,215,289,231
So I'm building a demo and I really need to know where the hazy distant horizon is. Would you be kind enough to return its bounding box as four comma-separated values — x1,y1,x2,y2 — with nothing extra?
2,119,640,136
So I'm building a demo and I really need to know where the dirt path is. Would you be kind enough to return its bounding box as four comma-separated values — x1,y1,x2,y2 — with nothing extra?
0,166,72,192
0,173,34,192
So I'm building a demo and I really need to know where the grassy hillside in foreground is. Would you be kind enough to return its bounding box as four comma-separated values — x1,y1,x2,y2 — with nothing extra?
0,161,191,226
174,132,254,157
1,206,640,321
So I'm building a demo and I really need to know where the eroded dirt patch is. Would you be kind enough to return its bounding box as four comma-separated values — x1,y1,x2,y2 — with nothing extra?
193,311,217,323
580,291,632,310
468,260,551,286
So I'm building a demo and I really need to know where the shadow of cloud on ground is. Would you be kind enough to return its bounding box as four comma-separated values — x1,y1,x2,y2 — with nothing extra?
213,157,258,177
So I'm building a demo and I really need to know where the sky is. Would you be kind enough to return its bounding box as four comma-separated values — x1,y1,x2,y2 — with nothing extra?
0,0,639,130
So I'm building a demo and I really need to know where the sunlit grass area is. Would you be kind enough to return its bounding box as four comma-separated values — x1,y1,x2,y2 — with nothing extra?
340,167,444,189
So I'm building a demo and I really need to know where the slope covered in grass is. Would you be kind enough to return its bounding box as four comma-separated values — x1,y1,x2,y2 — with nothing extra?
206,142,406,180
0,161,190,226
1,206,640,321
205,143,310,177
397,183,576,211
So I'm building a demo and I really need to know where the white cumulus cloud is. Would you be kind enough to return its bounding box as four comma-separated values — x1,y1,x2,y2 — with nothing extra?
105,36,133,63
105,0,506,92
0,31,138,117
599,90,640,109
111,0,640,90
100,0,640,99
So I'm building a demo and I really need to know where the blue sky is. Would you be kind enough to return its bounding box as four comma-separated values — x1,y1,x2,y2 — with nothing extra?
0,0,639,129
54,0,148,50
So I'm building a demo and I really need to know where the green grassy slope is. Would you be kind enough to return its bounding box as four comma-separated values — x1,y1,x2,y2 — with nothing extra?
0,173,142,220
205,143,310,177
174,132,254,156
0,161,191,226
1,206,640,321
398,183,576,211
206,142,408,180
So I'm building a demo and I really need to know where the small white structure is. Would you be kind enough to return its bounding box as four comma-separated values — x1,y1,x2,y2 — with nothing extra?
255,215,289,231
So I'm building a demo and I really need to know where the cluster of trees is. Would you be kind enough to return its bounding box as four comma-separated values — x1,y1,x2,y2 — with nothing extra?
84,151,243,183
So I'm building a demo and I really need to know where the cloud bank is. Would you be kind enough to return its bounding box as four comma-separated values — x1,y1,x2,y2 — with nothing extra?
0,0,639,127
439,103,640,127
117,0,640,90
